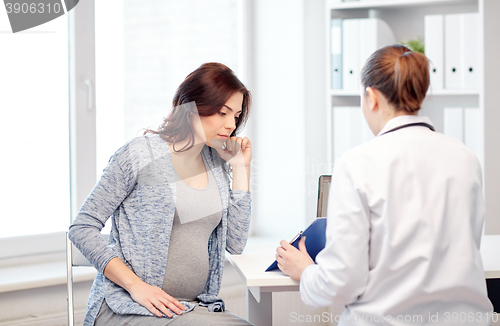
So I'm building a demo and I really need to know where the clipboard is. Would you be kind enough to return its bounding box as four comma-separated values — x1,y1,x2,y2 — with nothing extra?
265,217,327,272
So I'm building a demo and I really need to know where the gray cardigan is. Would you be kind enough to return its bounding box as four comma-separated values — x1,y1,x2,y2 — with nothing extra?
68,134,251,326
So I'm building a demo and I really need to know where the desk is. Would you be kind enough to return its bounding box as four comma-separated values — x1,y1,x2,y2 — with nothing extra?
481,235,500,279
227,235,500,325
226,250,298,325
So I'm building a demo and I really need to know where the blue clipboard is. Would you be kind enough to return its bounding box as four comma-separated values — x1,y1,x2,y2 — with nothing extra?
265,217,327,272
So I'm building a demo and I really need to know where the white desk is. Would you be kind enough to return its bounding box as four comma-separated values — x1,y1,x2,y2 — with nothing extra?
481,235,500,279
226,249,298,325
227,235,500,325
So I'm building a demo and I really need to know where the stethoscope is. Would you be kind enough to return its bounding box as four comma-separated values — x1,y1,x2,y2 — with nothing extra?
380,122,435,136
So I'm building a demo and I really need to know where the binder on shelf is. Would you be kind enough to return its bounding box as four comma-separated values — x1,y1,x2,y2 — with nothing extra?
266,218,327,272
462,13,479,89
358,18,395,75
333,106,374,162
443,107,464,142
342,18,395,92
342,19,359,92
444,14,462,89
425,15,444,90
464,107,484,170
331,18,343,90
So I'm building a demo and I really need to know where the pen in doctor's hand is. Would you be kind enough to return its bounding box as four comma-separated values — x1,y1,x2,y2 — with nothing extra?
289,231,303,244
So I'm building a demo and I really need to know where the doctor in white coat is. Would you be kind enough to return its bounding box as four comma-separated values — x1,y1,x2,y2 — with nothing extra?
276,45,493,325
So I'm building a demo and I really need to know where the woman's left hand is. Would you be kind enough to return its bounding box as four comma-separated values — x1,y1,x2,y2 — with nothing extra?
276,237,315,282
212,136,252,168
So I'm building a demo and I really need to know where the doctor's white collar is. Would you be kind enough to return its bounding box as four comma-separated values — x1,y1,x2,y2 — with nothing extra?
377,115,434,137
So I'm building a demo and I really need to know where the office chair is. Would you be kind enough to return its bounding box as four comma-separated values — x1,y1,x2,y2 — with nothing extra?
66,232,107,326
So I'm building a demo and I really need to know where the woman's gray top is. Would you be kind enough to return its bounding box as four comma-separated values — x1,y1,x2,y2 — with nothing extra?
68,134,251,326
162,154,222,300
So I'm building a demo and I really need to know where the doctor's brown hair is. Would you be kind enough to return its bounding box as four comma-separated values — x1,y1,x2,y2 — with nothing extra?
361,45,430,113
145,62,251,152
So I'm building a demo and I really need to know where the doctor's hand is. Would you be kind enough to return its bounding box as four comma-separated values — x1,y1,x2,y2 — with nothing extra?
276,237,315,282
128,281,187,318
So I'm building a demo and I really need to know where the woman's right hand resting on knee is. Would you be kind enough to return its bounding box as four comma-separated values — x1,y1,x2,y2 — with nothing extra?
104,257,187,318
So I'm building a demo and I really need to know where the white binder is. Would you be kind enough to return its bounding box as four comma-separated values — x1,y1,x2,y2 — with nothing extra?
342,18,395,92
443,107,464,142
464,107,484,170
444,14,462,89
462,13,479,89
331,19,343,90
342,19,359,92
425,15,444,90
358,19,377,76
333,106,373,161
358,18,395,77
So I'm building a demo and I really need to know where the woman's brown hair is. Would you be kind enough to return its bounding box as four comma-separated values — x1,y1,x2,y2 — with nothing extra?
361,45,430,113
145,62,251,152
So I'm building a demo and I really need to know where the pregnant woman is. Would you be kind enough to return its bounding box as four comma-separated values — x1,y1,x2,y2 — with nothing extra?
69,62,254,326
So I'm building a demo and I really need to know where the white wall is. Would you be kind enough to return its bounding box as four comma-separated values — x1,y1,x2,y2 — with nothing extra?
251,0,327,239
304,0,328,225
483,0,500,235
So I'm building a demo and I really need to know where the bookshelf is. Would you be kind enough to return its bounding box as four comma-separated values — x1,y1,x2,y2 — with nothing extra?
325,0,500,234
330,89,480,97
327,0,477,10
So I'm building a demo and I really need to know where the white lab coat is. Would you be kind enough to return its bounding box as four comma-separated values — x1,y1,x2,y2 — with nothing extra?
300,115,493,326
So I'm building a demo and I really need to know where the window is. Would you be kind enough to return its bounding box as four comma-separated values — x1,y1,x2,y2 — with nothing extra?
95,0,239,175
0,0,243,258
0,13,69,238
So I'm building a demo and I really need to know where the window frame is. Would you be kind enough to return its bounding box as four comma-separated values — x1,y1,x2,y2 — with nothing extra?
0,0,95,262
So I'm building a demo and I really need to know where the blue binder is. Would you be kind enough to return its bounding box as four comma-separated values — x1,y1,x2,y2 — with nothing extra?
265,218,327,272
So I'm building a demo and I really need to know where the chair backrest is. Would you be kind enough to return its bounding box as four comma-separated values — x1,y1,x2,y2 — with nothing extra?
71,244,92,267
67,233,109,266
69,238,92,266
66,232,109,326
